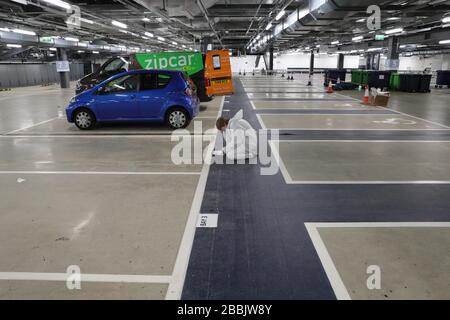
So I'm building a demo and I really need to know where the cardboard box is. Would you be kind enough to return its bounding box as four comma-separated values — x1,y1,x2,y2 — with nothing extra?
370,93,390,107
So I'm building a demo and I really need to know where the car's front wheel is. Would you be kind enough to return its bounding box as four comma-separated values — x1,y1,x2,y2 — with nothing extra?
166,107,190,129
73,108,96,130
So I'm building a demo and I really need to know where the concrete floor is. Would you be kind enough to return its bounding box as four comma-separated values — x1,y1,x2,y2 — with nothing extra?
183,74,450,300
0,83,223,299
1,75,450,300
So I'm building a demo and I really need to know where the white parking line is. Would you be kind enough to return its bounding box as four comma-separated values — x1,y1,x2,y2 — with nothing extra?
4,117,60,135
304,223,351,300
305,221,450,300
0,171,201,175
269,140,450,184
165,96,225,300
0,272,171,284
332,91,450,128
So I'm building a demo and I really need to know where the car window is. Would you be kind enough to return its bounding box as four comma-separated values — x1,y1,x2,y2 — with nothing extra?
157,74,171,88
104,74,139,93
140,73,156,90
212,55,221,70
103,58,128,73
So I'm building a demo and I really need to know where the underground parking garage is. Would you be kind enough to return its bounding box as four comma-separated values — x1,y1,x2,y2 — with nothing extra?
1,0,450,310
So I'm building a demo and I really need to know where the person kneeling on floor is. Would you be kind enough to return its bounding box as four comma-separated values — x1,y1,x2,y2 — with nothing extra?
213,110,258,161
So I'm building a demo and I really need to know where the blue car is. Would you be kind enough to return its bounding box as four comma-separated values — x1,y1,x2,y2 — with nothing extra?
66,69,200,130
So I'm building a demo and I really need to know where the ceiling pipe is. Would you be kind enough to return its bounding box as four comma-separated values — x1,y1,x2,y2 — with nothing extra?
196,0,223,48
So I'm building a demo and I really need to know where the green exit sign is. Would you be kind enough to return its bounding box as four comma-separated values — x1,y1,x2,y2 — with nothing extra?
375,34,385,41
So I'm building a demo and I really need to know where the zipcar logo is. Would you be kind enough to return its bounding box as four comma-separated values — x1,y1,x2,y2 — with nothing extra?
144,54,196,69
135,52,204,75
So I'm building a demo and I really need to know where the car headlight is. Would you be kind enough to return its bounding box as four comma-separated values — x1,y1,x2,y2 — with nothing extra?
70,96,76,104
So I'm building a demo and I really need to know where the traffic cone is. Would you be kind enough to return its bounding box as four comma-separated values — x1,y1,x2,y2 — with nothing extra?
327,80,333,93
362,85,370,104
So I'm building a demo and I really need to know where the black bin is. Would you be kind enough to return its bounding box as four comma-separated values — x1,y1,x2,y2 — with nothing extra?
418,74,431,93
399,74,421,92
324,69,346,86
367,71,391,89
436,70,450,88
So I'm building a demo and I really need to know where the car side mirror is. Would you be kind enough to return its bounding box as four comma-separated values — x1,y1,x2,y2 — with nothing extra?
96,86,106,95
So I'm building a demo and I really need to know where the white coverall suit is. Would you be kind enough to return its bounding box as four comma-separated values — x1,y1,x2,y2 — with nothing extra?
220,110,258,160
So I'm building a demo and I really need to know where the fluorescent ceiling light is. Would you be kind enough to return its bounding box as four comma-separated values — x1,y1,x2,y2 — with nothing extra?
7,43,22,48
443,16,450,23
112,20,127,29
439,39,450,44
367,47,383,52
77,50,85,53
182,45,186,48
387,17,401,20
443,23,450,28
275,10,286,21
356,18,365,22
172,41,177,45
92,51,99,54
42,0,71,10
119,30,128,34
265,23,272,30
49,47,57,51
142,17,150,22
144,32,154,37
352,35,363,41
12,28,36,36
157,36,165,41
65,37,79,42
0,27,10,32
331,40,339,45
80,18,94,24
385,28,403,34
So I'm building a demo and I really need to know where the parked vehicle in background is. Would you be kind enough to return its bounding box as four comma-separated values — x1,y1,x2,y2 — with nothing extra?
76,50,234,101
67,69,199,130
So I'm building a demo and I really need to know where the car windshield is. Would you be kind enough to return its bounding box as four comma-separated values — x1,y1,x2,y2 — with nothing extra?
102,57,129,73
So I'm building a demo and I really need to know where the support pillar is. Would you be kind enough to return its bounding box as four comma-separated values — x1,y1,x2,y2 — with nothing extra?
308,49,314,86
269,46,274,75
200,37,213,53
385,36,400,71
337,53,344,69
56,48,70,89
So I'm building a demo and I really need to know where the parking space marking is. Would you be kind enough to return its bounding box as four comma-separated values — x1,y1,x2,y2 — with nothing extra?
332,91,450,129
0,272,171,284
304,223,350,300
165,96,225,300
4,117,60,135
305,222,450,300
0,171,201,175
257,114,450,131
269,140,450,184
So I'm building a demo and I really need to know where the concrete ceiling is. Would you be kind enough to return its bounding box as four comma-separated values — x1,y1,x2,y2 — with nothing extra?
0,0,449,60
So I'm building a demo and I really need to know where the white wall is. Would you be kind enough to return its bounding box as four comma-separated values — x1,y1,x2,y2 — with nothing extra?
230,56,258,73
398,54,450,71
230,53,359,72
230,53,450,73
